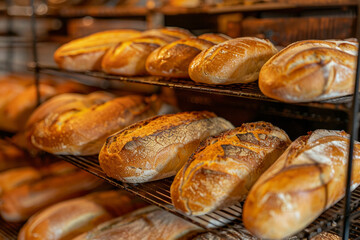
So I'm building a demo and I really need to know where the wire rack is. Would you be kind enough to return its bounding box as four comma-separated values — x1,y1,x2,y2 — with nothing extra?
0,218,21,240
58,154,360,239
35,65,351,112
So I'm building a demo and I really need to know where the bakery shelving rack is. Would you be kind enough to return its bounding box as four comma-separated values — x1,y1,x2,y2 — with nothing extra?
2,0,360,239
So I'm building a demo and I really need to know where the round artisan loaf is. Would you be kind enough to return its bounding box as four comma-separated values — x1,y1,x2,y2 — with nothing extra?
189,37,277,85
171,121,291,216
54,29,141,71
18,191,146,240
31,94,163,155
99,111,234,183
258,39,358,102
145,34,229,78
73,206,201,240
243,129,360,239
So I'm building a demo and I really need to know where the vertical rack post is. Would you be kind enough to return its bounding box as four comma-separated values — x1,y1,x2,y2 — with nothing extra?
342,1,360,238
5,0,13,72
30,0,41,106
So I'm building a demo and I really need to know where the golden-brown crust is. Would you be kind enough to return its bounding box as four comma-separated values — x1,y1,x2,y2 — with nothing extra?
0,167,41,196
31,94,163,155
258,39,358,102
54,30,141,71
0,169,103,222
189,37,277,85
171,121,291,216
145,37,215,78
311,232,341,240
18,191,147,240
243,129,360,239
101,36,169,76
99,111,234,183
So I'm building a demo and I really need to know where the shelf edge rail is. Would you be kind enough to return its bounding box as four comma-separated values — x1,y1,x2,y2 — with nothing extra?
342,1,360,239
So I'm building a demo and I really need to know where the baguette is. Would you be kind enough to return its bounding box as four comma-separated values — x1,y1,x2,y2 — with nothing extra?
0,168,103,222
73,206,201,240
189,37,277,85
145,35,225,78
31,94,163,155
258,39,358,102
171,122,291,216
243,129,360,239
54,30,141,71
99,111,234,183
18,191,147,240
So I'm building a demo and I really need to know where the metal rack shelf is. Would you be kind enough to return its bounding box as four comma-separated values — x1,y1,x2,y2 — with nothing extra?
58,154,360,239
35,65,351,112
0,218,21,240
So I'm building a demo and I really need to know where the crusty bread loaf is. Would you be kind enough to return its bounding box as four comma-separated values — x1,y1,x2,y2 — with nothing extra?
0,167,41,195
171,121,291,216
189,37,277,85
145,37,216,78
258,40,358,102
141,27,194,42
0,84,57,132
101,36,169,76
54,30,141,71
0,168,103,222
18,191,147,240
99,111,234,183
243,129,360,239
73,206,201,240
31,94,163,155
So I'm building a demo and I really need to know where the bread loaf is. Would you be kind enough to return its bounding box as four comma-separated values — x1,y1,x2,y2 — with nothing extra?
243,129,360,239
31,94,163,155
171,121,291,216
99,111,234,183
73,206,201,240
0,168,103,222
18,191,147,240
54,30,141,71
145,36,221,78
258,40,358,102
101,36,169,76
0,167,41,195
189,37,277,85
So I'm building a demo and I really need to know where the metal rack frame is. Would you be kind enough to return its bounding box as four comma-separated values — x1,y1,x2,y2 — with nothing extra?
1,0,360,239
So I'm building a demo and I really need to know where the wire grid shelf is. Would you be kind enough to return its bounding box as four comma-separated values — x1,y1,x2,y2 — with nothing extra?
58,154,360,239
0,218,21,240
35,65,351,112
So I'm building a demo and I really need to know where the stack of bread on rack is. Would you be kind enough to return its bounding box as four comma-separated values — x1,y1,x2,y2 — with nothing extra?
0,25,357,239
54,27,358,103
